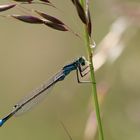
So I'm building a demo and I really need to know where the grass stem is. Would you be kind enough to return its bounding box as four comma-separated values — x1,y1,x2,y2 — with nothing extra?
80,0,104,140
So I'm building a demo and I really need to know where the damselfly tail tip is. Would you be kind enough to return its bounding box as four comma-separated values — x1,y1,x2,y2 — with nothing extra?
0,119,4,127
0,112,14,127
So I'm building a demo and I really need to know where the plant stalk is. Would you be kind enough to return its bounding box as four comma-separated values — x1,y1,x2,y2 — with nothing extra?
80,0,104,140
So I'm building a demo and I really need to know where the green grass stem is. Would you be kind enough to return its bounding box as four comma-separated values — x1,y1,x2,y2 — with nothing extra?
80,0,104,140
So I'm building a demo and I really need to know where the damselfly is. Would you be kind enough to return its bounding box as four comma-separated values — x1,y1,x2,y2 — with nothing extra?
0,56,89,127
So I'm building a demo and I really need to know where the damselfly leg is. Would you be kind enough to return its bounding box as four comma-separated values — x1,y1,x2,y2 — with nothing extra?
76,64,91,83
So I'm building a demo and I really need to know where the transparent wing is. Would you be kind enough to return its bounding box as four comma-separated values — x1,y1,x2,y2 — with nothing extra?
12,71,64,116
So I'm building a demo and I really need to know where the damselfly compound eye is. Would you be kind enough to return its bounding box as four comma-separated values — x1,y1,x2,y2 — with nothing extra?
79,56,86,66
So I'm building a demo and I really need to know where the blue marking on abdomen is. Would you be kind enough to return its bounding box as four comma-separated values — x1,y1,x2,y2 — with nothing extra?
0,119,4,127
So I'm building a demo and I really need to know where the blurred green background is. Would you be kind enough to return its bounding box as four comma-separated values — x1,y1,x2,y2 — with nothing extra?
0,0,140,140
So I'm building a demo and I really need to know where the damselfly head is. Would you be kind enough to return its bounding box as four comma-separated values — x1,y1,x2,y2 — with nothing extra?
78,56,86,66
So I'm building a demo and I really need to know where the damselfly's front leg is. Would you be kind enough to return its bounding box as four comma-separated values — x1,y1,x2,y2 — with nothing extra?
76,65,92,83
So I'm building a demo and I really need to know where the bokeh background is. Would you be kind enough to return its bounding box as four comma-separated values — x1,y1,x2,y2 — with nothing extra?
0,0,140,140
